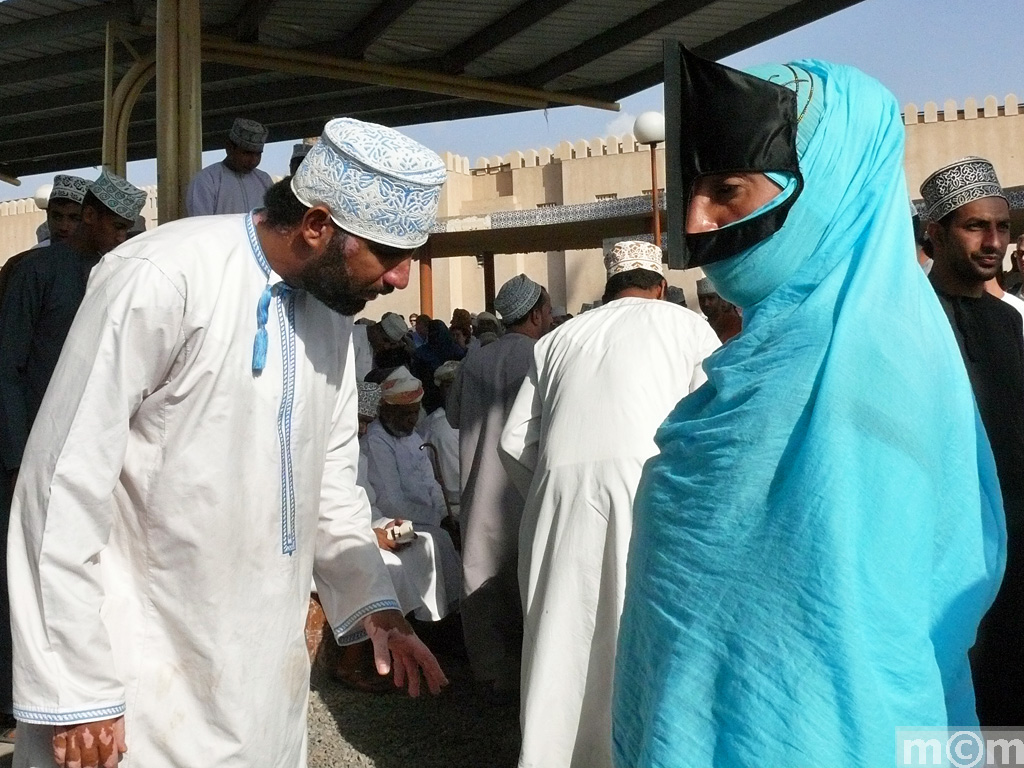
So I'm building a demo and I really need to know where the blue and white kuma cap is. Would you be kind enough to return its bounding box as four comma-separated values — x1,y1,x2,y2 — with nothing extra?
291,118,446,250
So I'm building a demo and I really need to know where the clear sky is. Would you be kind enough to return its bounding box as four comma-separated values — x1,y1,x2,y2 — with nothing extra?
3,0,1021,202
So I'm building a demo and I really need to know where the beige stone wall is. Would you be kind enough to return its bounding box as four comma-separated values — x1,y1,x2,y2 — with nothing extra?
3,96,1021,317
903,96,1024,193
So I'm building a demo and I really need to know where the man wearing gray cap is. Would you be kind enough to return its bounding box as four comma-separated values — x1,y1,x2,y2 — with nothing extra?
8,118,448,768
185,117,273,216
447,273,551,697
922,156,1024,727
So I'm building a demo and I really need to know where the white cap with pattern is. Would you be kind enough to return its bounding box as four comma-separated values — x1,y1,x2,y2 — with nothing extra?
90,169,147,221
604,240,664,278
50,174,90,205
291,118,446,249
229,118,268,151
920,156,1006,222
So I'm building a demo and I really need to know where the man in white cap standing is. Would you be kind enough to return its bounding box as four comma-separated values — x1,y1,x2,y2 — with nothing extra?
8,118,448,768
447,273,551,697
0,168,146,746
185,117,273,216
921,156,1024,728
499,241,719,768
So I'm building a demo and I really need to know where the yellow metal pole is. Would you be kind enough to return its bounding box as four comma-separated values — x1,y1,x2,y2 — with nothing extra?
156,0,181,223
200,38,620,113
177,0,202,220
101,21,116,170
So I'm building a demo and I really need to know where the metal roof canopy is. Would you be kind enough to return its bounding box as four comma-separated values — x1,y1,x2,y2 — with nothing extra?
0,0,865,181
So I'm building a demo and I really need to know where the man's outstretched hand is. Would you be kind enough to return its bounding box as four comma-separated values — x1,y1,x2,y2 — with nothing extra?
53,716,126,768
363,609,448,697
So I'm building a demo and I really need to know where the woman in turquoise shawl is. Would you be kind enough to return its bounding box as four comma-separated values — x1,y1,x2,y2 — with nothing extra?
612,51,1006,767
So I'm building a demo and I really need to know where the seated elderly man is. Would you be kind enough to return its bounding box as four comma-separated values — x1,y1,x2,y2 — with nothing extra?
318,381,461,692
362,370,461,619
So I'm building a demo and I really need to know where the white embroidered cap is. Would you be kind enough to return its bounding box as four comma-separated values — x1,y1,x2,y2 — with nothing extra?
604,240,664,278
920,156,1006,222
357,381,382,419
229,118,268,151
696,277,717,296
90,169,147,221
291,118,447,249
50,174,90,205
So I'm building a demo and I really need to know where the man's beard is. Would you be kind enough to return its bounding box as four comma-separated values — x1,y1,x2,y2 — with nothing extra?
290,231,393,316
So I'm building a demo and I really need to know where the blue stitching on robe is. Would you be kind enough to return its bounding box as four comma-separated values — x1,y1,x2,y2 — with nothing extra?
244,213,299,555
14,703,126,724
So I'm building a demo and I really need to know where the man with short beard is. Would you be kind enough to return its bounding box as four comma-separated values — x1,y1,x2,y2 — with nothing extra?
923,156,1024,728
8,118,449,768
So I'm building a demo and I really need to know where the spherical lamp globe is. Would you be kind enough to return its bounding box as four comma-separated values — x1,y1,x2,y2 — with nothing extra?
633,111,665,145
33,184,52,210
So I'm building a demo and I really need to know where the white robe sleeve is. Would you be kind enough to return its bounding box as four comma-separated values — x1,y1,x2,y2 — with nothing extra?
8,260,187,725
312,341,400,646
498,356,542,499
689,319,722,392
185,166,218,217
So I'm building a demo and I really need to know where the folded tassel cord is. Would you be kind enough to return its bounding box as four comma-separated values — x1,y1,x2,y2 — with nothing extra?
252,283,297,374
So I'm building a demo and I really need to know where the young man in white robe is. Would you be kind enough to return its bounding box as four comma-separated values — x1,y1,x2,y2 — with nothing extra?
363,367,461,619
8,118,449,768
185,117,274,217
446,274,551,695
499,241,720,768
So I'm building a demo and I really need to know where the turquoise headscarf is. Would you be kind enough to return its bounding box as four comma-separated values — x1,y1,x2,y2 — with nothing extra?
613,61,1005,767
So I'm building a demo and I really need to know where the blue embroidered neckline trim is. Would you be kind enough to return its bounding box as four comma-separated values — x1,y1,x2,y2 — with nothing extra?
244,213,299,555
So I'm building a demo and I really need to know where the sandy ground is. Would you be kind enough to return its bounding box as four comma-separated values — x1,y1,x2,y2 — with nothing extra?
307,649,520,768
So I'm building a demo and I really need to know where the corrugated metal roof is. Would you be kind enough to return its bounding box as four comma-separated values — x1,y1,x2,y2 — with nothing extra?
0,0,865,178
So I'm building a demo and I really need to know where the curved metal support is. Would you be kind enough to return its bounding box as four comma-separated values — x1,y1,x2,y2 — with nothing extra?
102,51,156,175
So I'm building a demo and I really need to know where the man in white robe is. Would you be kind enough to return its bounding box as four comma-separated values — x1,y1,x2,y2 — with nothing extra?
418,360,461,510
8,118,449,768
447,274,551,694
363,368,461,618
500,241,720,768
185,117,274,217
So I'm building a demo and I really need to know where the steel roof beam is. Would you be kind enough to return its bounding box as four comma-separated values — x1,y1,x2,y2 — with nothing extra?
222,0,280,43
516,0,717,87
309,0,421,59
0,1,134,52
435,0,575,75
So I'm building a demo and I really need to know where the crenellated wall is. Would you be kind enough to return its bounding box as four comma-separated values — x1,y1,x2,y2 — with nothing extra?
903,94,1024,192
3,98,1022,317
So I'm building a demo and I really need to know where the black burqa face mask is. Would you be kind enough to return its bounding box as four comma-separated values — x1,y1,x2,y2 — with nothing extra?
664,42,804,270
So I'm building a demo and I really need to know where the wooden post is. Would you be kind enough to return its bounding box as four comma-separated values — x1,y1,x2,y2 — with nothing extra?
482,252,496,313
418,242,433,317
156,0,202,223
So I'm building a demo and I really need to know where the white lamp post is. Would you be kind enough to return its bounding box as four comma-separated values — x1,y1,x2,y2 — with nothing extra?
33,184,52,210
633,111,665,247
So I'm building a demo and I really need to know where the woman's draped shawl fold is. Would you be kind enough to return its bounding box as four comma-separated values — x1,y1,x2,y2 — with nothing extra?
612,61,1006,768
